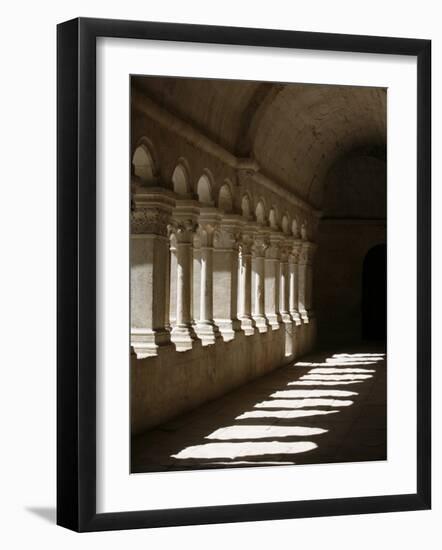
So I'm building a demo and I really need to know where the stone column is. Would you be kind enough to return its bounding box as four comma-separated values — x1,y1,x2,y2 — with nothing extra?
279,243,291,323
130,203,172,358
169,220,198,351
169,245,177,327
192,232,201,327
298,241,317,353
195,222,218,345
237,233,255,335
289,239,302,326
212,218,242,341
264,234,282,330
298,241,316,322
279,241,295,357
251,234,269,332
305,242,317,317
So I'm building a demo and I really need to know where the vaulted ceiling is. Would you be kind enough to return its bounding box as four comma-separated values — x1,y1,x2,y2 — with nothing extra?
132,76,386,210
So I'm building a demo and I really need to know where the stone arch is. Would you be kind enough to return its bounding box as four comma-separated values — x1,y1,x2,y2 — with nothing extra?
255,199,267,226
301,221,308,240
196,172,214,204
172,161,190,195
218,181,234,213
132,139,157,184
281,213,290,234
241,193,252,219
269,206,279,229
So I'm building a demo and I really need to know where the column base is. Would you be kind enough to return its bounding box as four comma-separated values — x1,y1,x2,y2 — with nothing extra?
214,318,242,342
280,316,294,358
171,325,197,352
300,309,310,325
290,311,303,326
195,321,219,346
131,328,170,359
252,315,269,333
280,312,292,324
238,315,256,336
297,311,312,356
266,313,282,331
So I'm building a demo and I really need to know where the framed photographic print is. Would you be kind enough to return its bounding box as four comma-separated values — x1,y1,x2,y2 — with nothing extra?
57,17,431,531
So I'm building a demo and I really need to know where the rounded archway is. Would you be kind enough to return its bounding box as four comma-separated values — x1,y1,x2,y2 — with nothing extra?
132,142,156,184
196,173,213,204
361,243,387,341
218,182,233,213
241,194,252,218
281,214,290,235
269,207,279,230
172,163,190,195
255,200,266,225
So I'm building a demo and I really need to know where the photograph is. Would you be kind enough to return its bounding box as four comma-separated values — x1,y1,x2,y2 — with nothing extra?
130,75,387,474
0,0,434,541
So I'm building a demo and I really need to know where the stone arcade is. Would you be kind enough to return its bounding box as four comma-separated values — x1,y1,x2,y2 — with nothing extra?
130,78,386,445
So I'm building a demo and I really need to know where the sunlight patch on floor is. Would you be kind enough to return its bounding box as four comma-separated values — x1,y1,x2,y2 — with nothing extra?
255,398,353,409
271,389,358,398
300,374,373,381
331,353,385,359
236,409,340,420
295,361,378,367
308,367,375,374
206,461,297,466
205,425,327,440
288,380,362,386
171,441,318,460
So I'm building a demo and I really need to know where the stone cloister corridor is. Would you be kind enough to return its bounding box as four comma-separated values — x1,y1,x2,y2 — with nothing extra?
132,347,386,472
130,76,387,472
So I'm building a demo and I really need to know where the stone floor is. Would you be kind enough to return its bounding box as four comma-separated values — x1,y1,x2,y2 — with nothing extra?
131,345,386,473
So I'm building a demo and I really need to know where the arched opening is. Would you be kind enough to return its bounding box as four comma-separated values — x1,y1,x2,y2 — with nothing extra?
300,222,308,240
172,163,190,195
196,173,213,204
132,143,156,184
361,243,387,341
241,194,251,218
218,183,233,213
269,207,278,229
255,200,266,225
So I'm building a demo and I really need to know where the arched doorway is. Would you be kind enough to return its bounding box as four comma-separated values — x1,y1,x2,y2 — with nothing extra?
361,243,387,341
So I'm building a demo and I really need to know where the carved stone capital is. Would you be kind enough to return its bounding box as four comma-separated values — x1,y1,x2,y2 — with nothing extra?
131,207,170,236
251,235,269,257
299,241,317,264
167,219,198,244
265,242,281,260
289,240,302,263
197,222,217,248
278,242,293,262
213,226,240,250
238,233,254,256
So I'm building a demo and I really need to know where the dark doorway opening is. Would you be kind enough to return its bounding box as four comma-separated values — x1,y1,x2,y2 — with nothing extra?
362,243,387,341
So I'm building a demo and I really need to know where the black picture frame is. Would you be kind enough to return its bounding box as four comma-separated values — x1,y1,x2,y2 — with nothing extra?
57,17,431,532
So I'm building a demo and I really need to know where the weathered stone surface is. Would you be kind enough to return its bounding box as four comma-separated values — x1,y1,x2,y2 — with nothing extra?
129,76,386,437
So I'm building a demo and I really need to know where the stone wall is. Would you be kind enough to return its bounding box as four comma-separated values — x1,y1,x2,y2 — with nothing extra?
131,319,316,436
314,220,386,346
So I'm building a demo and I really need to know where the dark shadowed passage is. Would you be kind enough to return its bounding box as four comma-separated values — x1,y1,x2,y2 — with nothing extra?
362,244,387,341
